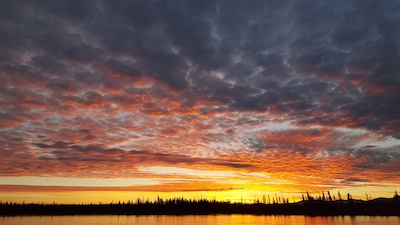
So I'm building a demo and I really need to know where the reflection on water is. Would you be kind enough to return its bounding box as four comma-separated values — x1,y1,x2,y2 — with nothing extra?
1,215,400,225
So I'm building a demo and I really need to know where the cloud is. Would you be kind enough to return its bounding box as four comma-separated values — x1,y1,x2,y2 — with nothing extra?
0,0,400,192
0,182,237,193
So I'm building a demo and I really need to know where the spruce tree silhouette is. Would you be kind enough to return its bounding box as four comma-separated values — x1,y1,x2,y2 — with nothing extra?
1,191,399,216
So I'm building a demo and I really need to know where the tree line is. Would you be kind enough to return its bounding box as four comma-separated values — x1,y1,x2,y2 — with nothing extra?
1,191,399,216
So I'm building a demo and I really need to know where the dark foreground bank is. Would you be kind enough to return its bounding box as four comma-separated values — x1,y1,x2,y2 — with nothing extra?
1,197,400,216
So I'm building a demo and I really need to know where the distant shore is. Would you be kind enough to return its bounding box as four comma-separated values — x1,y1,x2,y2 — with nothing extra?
1,196,399,216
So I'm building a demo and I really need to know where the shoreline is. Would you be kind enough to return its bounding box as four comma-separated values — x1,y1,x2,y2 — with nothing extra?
1,197,399,216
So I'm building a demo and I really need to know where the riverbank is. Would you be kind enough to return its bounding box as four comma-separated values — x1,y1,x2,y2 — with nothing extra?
1,197,399,216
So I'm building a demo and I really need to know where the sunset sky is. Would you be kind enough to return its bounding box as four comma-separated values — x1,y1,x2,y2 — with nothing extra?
1,0,400,204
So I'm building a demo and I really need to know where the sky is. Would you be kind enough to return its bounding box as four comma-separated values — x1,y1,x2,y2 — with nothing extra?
1,0,400,204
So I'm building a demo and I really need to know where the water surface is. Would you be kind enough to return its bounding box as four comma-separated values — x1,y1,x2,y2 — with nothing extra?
1,215,399,225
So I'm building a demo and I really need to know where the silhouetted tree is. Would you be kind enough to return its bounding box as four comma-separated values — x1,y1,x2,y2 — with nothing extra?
347,193,353,204
327,191,332,202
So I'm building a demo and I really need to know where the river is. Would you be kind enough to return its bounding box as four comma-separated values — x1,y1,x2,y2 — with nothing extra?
1,215,399,225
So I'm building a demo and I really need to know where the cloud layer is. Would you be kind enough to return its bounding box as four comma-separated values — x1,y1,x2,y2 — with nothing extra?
1,0,400,193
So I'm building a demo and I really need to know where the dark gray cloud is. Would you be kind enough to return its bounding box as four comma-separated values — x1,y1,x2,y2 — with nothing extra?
354,145,400,169
30,140,255,171
2,0,399,120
